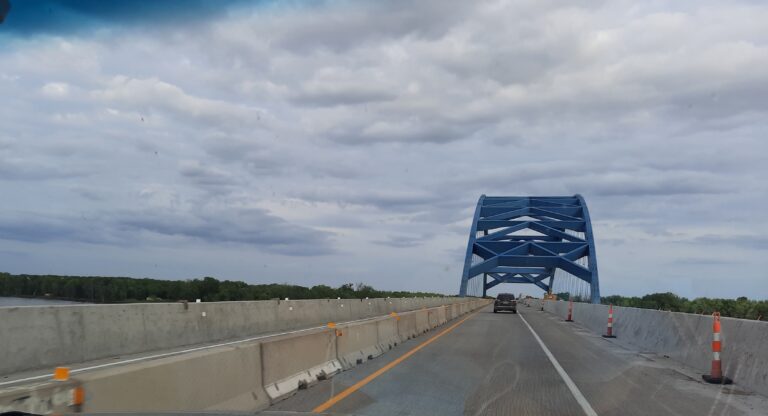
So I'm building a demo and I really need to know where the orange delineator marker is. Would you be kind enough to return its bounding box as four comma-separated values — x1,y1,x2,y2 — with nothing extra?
703,312,732,384
53,367,70,381
602,304,616,338
71,386,85,406
565,299,574,322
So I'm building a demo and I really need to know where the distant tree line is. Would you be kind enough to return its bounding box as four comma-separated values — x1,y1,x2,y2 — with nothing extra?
554,291,767,320
0,273,444,303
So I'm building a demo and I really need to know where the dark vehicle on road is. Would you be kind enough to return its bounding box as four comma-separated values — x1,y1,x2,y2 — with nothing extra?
494,293,517,313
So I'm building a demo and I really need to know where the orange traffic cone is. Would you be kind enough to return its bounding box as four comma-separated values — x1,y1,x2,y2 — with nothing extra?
565,299,574,322
702,312,732,384
602,304,616,338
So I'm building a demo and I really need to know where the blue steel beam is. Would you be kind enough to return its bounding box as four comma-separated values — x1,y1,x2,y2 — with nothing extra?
576,194,601,303
486,273,551,290
521,274,551,291
459,196,485,296
491,267,549,275
476,220,586,232
459,194,601,303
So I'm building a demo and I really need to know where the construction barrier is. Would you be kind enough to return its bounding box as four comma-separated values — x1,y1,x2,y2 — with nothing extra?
396,311,419,340
336,320,384,369
1,298,491,413
78,341,269,412
702,312,732,384
376,316,400,351
602,304,616,338
415,309,431,334
261,329,341,403
0,296,477,376
0,379,83,414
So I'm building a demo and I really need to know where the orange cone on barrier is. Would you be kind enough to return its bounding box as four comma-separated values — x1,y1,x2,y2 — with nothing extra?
602,304,616,338
565,299,574,322
702,312,732,384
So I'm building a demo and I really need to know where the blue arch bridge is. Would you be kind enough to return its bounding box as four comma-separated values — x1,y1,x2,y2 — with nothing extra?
459,195,600,304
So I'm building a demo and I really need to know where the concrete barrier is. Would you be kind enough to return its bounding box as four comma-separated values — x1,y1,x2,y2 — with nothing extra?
543,300,768,397
427,308,440,328
396,312,419,340
349,298,385,319
77,341,269,412
0,379,82,414
415,310,431,334
376,316,401,351
451,303,460,320
337,319,383,369
1,298,491,414
0,296,471,376
260,329,341,403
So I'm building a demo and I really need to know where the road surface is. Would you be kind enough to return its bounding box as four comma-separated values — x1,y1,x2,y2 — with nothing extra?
264,305,767,415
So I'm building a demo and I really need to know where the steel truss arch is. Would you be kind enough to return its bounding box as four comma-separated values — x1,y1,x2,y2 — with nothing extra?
459,195,601,304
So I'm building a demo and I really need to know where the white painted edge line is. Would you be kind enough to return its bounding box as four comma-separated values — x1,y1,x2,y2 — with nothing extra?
0,302,469,388
519,313,598,416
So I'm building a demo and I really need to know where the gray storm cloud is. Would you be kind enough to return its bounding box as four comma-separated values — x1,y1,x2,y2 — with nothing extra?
0,0,766,297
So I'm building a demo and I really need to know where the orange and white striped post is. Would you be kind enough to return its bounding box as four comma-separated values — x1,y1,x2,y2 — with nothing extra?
565,299,574,322
702,312,732,384
602,304,616,338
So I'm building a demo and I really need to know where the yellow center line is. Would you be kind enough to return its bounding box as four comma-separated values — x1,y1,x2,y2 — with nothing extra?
312,307,485,413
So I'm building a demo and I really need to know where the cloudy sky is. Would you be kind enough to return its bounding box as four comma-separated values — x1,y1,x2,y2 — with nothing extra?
1,0,766,299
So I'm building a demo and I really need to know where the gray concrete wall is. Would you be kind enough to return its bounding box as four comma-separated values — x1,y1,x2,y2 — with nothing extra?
1,298,490,413
536,299,768,397
0,297,473,376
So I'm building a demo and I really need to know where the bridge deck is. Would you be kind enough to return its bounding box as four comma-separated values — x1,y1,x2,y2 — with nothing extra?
266,305,767,416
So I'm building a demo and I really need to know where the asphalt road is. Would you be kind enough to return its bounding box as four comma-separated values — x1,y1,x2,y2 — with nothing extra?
263,305,768,416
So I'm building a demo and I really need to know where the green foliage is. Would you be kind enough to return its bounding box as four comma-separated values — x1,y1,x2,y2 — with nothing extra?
601,292,768,320
556,292,589,302
0,272,443,303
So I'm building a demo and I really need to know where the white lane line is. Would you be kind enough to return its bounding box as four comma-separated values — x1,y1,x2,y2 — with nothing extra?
0,310,414,387
519,313,598,416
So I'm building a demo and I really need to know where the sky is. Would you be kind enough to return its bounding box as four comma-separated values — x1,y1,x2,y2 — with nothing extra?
1,0,766,299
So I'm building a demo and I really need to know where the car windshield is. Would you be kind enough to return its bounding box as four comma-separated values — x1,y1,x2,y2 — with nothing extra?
1,1,768,416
